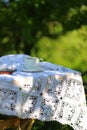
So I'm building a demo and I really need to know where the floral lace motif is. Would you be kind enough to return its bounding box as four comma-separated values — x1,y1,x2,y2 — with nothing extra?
0,61,86,130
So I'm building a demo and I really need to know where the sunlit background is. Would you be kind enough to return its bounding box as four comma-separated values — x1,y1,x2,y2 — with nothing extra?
0,0,87,130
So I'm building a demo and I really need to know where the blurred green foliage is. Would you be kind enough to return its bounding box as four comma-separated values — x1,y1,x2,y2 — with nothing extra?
32,120,73,130
0,0,87,130
0,0,87,72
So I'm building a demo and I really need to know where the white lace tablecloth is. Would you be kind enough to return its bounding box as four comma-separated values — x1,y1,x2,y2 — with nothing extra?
0,54,87,130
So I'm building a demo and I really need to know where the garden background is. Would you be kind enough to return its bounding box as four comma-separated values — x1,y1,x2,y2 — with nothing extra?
0,0,87,129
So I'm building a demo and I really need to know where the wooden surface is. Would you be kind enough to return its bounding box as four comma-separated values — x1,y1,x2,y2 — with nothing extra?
0,116,35,130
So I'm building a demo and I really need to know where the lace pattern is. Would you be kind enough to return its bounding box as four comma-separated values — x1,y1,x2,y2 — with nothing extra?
0,54,86,130
0,70,86,130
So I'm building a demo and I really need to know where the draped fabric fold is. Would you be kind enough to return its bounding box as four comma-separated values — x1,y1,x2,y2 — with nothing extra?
0,54,87,130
